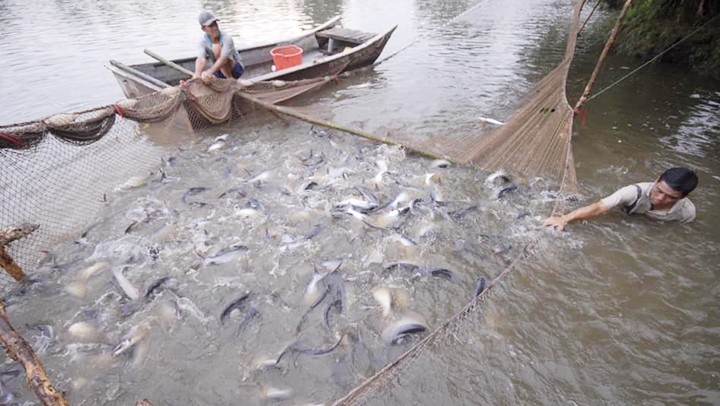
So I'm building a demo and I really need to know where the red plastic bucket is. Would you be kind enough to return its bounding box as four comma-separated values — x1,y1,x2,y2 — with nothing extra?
270,45,304,70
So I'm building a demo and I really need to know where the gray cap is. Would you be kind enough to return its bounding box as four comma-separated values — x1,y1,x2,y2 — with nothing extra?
198,10,219,26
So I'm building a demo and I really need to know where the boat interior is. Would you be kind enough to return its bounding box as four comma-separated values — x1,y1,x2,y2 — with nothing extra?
132,27,377,87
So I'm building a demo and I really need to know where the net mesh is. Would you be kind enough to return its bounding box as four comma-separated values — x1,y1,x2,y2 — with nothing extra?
0,76,336,294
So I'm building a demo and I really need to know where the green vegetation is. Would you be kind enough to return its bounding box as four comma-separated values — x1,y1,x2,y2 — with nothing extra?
602,0,720,77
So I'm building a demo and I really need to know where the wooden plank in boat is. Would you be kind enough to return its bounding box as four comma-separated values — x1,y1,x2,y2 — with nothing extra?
316,28,376,44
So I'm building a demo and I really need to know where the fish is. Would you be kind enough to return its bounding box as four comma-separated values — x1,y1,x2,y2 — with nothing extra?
220,293,250,325
144,277,178,302
291,333,344,356
477,117,505,126
235,208,261,219
364,208,408,230
345,206,368,222
296,262,343,334
425,173,442,185
67,321,98,342
33,324,56,354
383,261,422,273
429,189,445,205
202,245,248,266
112,266,140,301
115,175,150,192
471,276,487,300
64,261,110,299
382,315,428,344
372,287,393,317
182,187,209,203
388,234,417,247
124,220,144,234
247,169,273,184
355,186,380,207
299,150,325,171
218,187,246,199
250,342,294,370
430,159,452,169
324,298,342,329
296,285,329,335
485,170,512,187
261,386,293,401
324,266,346,306
246,198,265,211
297,180,319,193
304,268,329,306
236,306,259,335
112,322,150,357
207,134,229,152
369,192,408,214
496,184,518,199
371,160,389,189
337,197,377,212
449,205,478,221
426,267,458,281
304,224,324,240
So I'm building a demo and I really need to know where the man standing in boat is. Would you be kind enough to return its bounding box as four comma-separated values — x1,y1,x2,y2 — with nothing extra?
543,167,698,231
193,11,245,82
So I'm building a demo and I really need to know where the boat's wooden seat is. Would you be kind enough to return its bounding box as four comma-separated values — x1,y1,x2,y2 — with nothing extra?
315,27,377,44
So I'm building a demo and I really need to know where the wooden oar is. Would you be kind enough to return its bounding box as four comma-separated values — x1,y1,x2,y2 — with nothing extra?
142,49,457,162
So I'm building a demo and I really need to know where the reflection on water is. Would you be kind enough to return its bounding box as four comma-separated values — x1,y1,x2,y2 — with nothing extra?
1,0,720,404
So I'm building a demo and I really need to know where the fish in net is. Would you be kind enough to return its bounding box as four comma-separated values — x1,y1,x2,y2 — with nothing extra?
330,1,585,404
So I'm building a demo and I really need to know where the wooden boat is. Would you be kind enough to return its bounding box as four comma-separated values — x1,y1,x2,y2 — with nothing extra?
108,17,397,99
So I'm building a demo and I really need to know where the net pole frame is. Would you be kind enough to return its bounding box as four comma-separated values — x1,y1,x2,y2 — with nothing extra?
574,0,633,110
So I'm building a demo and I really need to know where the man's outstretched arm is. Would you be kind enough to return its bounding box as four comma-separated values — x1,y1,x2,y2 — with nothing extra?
543,201,609,231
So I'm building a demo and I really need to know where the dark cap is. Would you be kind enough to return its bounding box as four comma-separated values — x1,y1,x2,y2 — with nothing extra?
198,10,219,26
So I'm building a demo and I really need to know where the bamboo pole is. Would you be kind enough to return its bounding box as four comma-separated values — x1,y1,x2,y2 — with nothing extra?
574,0,633,110
142,49,458,163
0,301,69,406
0,224,39,282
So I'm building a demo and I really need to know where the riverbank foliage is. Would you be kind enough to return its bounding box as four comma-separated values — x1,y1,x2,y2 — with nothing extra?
603,0,720,78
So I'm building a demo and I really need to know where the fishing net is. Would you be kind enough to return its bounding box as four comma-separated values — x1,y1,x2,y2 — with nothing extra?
1,0,600,403
0,75,337,295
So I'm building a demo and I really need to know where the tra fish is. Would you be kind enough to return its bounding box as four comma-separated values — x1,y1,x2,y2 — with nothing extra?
219,293,250,325
112,320,153,358
112,266,140,301
382,314,428,345
202,245,249,266
372,287,393,317
64,261,110,299
303,267,329,306
207,134,230,152
471,276,487,301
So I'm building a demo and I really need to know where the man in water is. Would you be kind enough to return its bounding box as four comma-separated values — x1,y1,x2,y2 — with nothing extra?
543,167,698,231
193,11,245,82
